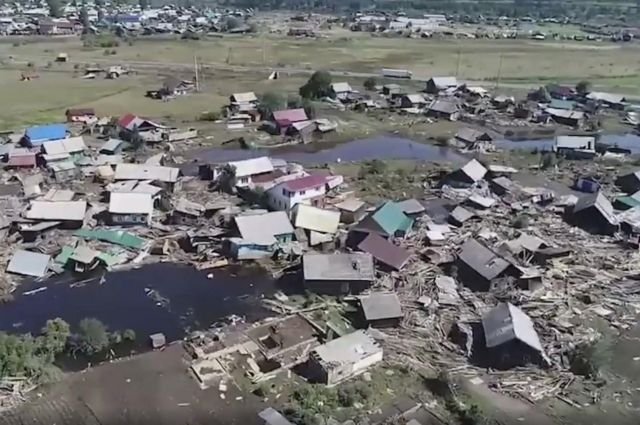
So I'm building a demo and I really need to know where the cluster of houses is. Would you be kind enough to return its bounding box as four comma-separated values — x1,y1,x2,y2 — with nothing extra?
0,2,253,36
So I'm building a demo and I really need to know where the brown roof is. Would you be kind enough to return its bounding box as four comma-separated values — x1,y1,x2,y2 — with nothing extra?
357,232,411,271
66,108,95,117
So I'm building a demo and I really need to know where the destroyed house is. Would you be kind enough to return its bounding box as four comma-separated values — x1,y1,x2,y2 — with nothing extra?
303,253,374,295
351,201,413,244
330,82,354,101
7,149,37,168
615,171,640,194
272,108,308,131
455,128,493,146
457,238,517,291
547,84,574,100
99,138,127,155
571,192,617,235
230,92,258,107
546,108,585,128
480,303,546,369
357,232,411,271
172,198,205,225
114,164,180,191
7,250,50,278
426,100,460,121
425,76,458,94
258,408,294,425
67,246,101,273
65,108,95,122
400,94,427,109
159,77,194,97
230,212,294,258
117,114,165,138
23,124,67,146
293,203,340,235
553,135,595,158
42,136,87,157
357,292,403,328
335,198,366,224
443,159,487,187
308,330,382,386
586,91,626,110
108,192,154,226
24,200,86,228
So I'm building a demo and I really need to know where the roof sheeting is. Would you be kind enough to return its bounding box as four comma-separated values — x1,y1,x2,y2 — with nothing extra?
361,202,413,237
573,191,617,225
41,189,74,202
430,76,458,89
482,302,544,353
25,200,86,221
7,250,50,277
331,82,353,93
460,159,487,182
109,192,154,215
74,228,145,249
235,211,294,245
428,99,459,115
395,198,425,215
25,124,67,143
303,253,374,281
100,138,126,153
294,204,340,234
358,232,411,271
587,91,626,104
273,108,308,123
231,92,258,103
335,198,365,212
555,135,595,150
258,408,295,425
114,164,180,183
42,136,86,155
228,156,274,178
359,292,402,321
312,330,381,364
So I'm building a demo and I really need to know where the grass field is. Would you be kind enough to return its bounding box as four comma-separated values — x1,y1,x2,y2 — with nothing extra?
2,30,640,130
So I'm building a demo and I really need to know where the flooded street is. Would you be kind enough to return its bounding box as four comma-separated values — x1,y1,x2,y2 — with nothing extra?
496,133,640,152
0,263,275,348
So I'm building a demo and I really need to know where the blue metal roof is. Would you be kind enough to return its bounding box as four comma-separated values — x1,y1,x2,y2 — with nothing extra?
25,124,67,144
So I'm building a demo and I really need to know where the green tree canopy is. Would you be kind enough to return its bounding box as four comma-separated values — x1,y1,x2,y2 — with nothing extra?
77,318,109,354
299,70,332,99
259,91,286,117
363,77,377,91
576,80,591,96
39,318,71,357
46,0,63,18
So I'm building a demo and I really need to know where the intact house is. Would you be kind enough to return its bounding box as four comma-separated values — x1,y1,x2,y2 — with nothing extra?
114,163,181,192
307,330,382,386
330,82,354,102
65,108,96,123
108,192,154,226
214,156,275,188
570,192,618,235
24,200,87,229
400,94,428,109
227,211,295,260
426,100,460,121
146,77,195,99
302,252,374,295
292,203,340,240
22,124,68,147
457,238,520,291
229,92,258,112
267,174,329,213
349,201,413,246
356,292,403,328
272,109,309,134
478,302,548,369
382,83,403,97
48,160,78,182
425,76,458,94
99,138,127,155
553,135,596,159
42,136,87,160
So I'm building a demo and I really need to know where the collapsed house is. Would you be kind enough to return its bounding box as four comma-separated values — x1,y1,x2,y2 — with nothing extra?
457,238,518,291
553,135,596,159
228,211,294,259
350,201,413,245
425,76,458,94
356,292,403,328
571,192,618,235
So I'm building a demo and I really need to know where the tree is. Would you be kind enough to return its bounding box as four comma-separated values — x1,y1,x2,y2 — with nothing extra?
80,3,90,29
76,318,109,354
299,70,332,99
217,164,237,193
47,0,63,18
576,80,591,96
224,16,241,30
363,77,377,91
139,0,149,10
123,329,136,341
39,318,71,357
259,91,286,117
130,124,144,151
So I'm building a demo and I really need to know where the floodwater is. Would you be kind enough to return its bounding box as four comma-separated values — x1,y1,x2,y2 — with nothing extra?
187,136,466,170
0,263,275,348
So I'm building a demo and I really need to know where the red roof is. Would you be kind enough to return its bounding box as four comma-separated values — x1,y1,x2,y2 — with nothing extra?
282,174,327,192
8,153,36,167
66,108,95,117
272,108,308,124
118,113,137,129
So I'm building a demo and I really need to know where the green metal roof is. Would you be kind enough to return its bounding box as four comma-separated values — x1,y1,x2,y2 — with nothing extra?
615,196,640,209
372,202,413,236
74,229,145,250
54,246,75,265
549,99,576,110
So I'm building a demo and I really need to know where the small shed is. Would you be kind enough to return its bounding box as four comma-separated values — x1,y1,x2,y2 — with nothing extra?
150,332,166,348
443,159,487,186
457,238,517,291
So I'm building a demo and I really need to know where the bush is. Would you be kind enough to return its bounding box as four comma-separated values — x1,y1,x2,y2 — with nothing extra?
511,215,529,229
123,329,136,341
363,77,377,91
570,336,612,379
540,152,557,170
199,111,220,121
76,318,109,354
110,49,117,55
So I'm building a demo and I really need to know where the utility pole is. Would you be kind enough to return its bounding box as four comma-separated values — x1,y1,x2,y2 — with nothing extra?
194,55,199,92
496,53,504,90
225,47,232,65
455,49,461,78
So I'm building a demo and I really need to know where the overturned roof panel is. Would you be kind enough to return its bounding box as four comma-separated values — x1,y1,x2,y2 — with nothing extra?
458,238,510,281
7,250,50,277
359,292,402,321
25,200,86,221
114,163,180,183
303,253,374,281
109,192,154,215
312,330,381,364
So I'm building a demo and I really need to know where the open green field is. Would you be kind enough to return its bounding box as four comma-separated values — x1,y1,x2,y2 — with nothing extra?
2,30,640,130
